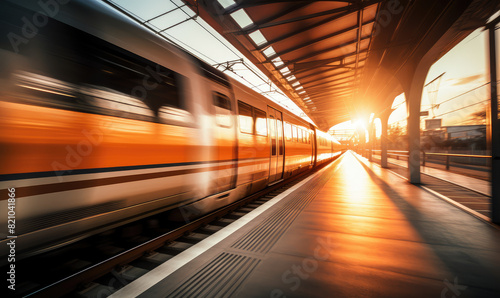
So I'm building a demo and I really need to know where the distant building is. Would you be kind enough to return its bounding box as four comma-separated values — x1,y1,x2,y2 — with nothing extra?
422,124,486,151
443,125,485,140
423,124,485,140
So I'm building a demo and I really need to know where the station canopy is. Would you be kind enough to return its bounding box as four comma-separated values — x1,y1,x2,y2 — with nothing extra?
187,0,381,130
104,0,500,131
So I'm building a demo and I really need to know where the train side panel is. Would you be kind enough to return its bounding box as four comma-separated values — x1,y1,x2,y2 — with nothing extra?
231,79,270,195
0,0,213,257
0,0,340,261
282,114,314,178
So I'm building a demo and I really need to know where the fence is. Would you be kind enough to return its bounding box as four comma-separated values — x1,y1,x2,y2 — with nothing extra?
371,150,491,170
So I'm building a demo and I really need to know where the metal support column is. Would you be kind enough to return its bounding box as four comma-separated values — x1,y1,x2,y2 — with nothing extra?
488,24,500,223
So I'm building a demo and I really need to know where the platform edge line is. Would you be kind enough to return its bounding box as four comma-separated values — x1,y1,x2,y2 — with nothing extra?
108,157,340,298
358,155,498,230
419,185,498,230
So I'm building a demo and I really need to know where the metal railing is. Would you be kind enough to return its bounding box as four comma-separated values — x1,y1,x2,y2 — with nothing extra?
422,152,490,170
371,149,491,170
371,149,408,160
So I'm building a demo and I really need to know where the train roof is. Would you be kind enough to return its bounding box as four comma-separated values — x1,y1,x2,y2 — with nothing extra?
8,0,191,71
7,0,326,135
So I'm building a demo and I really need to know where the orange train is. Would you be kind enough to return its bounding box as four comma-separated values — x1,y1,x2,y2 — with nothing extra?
0,0,342,259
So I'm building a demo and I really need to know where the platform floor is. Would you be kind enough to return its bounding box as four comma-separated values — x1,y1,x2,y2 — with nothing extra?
112,151,500,298
381,155,490,196
370,154,492,218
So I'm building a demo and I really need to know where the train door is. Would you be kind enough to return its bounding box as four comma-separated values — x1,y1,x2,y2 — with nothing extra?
310,130,314,165
276,111,284,180
312,127,317,166
212,90,237,193
268,106,284,183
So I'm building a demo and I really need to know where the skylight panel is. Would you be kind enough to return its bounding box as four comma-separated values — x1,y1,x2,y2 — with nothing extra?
262,46,276,57
230,9,253,28
272,57,284,67
218,0,235,9
249,30,267,46
279,67,290,73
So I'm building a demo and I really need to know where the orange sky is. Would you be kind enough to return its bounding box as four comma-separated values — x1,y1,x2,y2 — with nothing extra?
388,28,492,129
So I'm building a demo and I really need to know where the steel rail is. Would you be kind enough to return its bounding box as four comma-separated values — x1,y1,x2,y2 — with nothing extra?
26,156,340,298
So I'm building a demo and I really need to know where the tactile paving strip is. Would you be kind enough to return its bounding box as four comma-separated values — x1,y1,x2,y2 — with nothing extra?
168,252,260,298
231,165,337,254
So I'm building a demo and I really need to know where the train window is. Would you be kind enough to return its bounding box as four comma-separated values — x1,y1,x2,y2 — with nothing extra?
238,101,253,134
298,128,302,143
284,122,292,141
88,52,186,123
254,108,267,136
158,106,194,124
80,84,154,118
213,93,232,127
194,57,231,88
292,125,297,142
1,3,190,123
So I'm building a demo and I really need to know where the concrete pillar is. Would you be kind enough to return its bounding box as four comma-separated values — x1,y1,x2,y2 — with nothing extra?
358,129,366,157
380,110,392,168
488,25,500,223
368,124,374,162
406,73,427,184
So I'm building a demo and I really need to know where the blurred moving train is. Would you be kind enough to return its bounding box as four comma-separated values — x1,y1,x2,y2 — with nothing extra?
0,0,342,259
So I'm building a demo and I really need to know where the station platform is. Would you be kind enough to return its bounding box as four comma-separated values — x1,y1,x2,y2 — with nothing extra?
111,151,500,298
382,156,490,196
370,154,492,218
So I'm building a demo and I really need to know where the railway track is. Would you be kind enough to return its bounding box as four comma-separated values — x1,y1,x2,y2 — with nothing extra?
5,158,338,298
